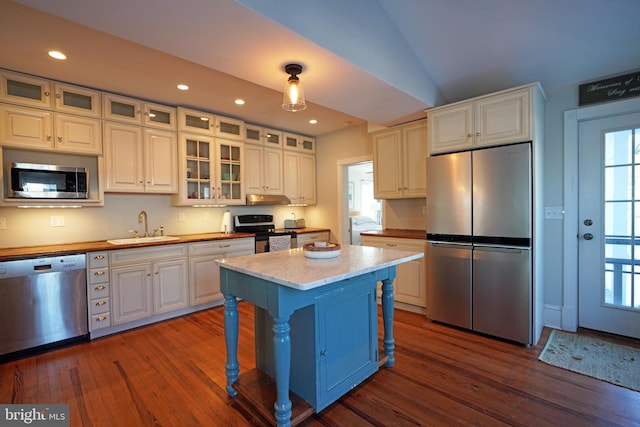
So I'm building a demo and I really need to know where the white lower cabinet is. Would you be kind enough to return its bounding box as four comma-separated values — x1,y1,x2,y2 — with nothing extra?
296,231,330,247
188,238,254,306
110,244,188,325
360,236,427,308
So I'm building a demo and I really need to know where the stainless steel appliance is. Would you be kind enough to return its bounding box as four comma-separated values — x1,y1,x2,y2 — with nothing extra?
8,162,89,199
426,142,532,345
234,214,297,253
0,254,88,359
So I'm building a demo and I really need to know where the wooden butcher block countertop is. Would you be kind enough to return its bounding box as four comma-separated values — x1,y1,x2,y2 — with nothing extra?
0,232,256,262
359,229,426,240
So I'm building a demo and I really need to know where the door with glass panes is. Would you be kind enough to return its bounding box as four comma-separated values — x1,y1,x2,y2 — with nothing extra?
578,112,640,339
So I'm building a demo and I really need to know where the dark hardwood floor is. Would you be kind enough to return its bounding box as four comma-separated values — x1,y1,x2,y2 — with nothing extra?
1,302,639,426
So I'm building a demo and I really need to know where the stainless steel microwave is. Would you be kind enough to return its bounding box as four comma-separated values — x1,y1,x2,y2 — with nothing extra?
8,162,89,199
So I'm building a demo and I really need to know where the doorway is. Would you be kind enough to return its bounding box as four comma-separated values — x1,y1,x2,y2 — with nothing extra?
337,157,382,245
578,112,640,339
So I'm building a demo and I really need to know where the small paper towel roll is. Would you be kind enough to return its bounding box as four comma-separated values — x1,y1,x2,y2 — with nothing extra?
220,210,232,233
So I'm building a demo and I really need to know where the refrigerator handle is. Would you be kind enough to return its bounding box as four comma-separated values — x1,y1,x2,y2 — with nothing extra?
429,242,473,249
473,245,528,254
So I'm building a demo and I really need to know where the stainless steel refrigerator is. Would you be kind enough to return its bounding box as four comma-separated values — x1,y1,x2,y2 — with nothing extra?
426,142,532,345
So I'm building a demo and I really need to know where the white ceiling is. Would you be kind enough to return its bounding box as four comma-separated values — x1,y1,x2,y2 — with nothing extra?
2,0,640,137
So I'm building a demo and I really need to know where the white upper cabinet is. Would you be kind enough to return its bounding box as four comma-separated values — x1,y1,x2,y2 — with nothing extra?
214,116,245,141
245,124,283,148
283,132,315,153
178,107,216,135
0,104,102,154
373,119,428,199
103,93,176,130
143,101,177,130
283,151,316,205
104,122,177,193
245,144,284,195
429,84,541,155
1,70,52,109
53,82,101,117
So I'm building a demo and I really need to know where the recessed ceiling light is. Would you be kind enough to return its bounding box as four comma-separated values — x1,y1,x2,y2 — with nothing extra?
234,99,245,105
177,84,189,91
309,119,318,124
48,50,66,60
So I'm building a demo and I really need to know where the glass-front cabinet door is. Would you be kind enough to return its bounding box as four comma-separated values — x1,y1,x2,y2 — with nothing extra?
1,70,52,109
143,102,176,130
54,83,101,117
184,134,214,202
173,134,245,206
217,140,244,204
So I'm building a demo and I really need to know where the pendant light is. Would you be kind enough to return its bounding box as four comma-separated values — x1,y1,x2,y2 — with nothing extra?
282,63,307,112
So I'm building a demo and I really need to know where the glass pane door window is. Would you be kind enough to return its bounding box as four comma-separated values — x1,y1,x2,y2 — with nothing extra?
604,126,640,310
219,143,242,201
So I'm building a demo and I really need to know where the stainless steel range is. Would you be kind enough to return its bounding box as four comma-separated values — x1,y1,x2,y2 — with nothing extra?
234,214,297,253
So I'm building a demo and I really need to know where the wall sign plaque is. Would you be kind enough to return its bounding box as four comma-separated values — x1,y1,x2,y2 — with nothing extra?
579,70,640,106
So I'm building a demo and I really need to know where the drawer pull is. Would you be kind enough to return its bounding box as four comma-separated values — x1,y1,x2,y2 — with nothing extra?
96,316,107,322
219,244,231,248
94,285,106,291
385,243,398,247
94,255,105,260
95,300,106,306
94,270,105,276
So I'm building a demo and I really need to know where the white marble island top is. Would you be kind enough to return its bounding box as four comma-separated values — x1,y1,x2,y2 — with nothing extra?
216,244,423,291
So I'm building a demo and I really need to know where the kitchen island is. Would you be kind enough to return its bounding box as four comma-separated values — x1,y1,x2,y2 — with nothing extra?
218,245,423,427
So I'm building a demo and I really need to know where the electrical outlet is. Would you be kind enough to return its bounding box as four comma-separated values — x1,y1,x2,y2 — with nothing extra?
50,215,65,227
0,217,6,230
179,212,186,222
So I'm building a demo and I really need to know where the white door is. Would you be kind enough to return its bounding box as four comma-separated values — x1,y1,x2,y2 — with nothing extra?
578,112,640,339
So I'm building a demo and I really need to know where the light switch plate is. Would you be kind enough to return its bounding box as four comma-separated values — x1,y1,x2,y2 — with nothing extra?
544,206,564,220
179,212,186,222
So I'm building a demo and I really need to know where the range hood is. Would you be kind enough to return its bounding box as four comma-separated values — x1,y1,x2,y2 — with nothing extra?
246,194,291,205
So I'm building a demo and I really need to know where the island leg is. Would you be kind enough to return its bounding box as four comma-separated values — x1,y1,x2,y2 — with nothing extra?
381,277,395,367
272,315,292,427
224,294,239,396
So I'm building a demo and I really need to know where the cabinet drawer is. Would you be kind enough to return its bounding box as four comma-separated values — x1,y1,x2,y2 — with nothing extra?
88,252,109,268
88,267,109,285
110,244,187,266
188,238,254,256
360,236,426,252
90,297,110,315
88,282,109,300
90,312,111,330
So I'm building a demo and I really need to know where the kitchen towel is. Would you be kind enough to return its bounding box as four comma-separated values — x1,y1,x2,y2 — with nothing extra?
220,211,232,233
268,235,291,252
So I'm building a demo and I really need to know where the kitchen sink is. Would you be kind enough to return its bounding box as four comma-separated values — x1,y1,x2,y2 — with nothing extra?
107,236,180,245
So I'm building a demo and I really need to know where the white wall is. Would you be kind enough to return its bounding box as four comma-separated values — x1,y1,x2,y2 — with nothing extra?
0,195,308,248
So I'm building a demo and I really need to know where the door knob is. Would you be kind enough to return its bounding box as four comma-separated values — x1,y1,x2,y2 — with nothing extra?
584,219,593,226
583,233,593,240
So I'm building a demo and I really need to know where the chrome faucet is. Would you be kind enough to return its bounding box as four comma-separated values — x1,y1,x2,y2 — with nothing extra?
138,210,149,237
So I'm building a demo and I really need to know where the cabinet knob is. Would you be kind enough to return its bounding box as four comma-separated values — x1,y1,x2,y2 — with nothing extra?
57,136,62,143
475,132,480,137
55,93,61,99
467,133,472,138
47,135,52,141
44,91,50,97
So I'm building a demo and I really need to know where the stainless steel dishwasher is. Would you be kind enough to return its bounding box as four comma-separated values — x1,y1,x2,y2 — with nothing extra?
0,254,88,358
